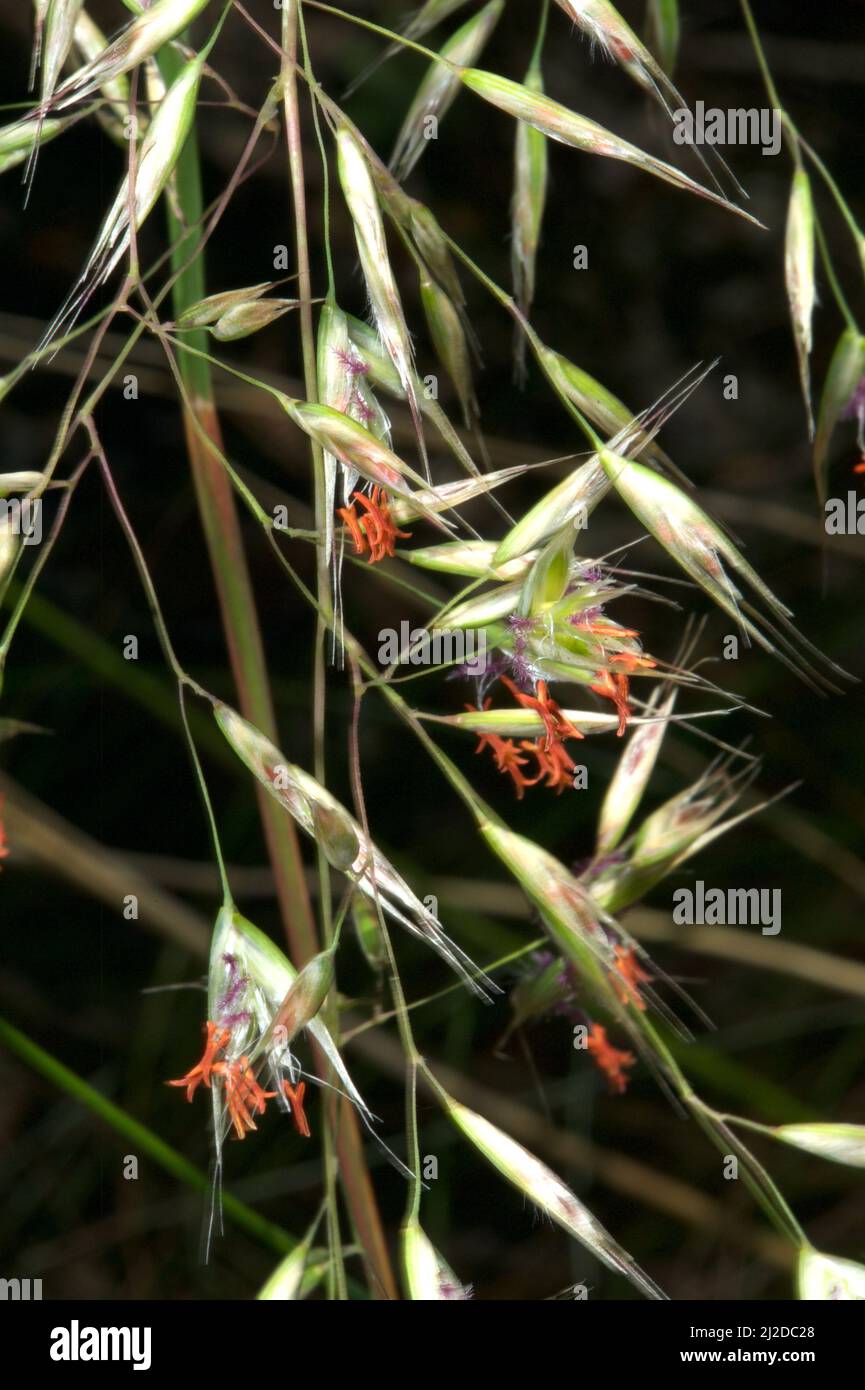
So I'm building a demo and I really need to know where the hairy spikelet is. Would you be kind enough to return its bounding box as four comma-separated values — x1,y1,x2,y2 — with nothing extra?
439,1086,666,1298
460,69,761,225
214,703,498,999
48,0,211,112
390,0,503,180
785,167,817,438
40,53,205,350
336,126,429,476
511,52,547,382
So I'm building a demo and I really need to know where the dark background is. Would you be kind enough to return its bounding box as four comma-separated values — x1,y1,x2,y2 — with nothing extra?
0,0,864,1300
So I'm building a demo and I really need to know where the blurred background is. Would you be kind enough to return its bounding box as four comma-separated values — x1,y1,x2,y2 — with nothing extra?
0,0,864,1300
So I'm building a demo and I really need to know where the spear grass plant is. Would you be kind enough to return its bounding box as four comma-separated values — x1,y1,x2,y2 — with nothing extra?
2,0,864,1302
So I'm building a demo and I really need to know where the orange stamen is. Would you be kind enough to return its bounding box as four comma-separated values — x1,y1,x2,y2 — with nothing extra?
500,676,583,750
586,1024,636,1095
168,1021,231,1101
338,486,410,563
613,946,650,1010
466,700,538,798
591,668,632,737
216,1057,278,1140
282,1080,311,1138
521,737,577,794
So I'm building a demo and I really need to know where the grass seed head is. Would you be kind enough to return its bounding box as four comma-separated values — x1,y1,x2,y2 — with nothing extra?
390,0,503,180
512,56,548,378
785,168,816,437
460,68,761,225
336,125,428,470
443,1092,666,1298
51,0,212,110
405,539,536,580
595,688,676,855
210,298,298,341
493,458,609,566
177,282,274,328
774,1124,865,1170
419,272,476,425
401,1218,471,1300
214,704,495,998
270,949,336,1049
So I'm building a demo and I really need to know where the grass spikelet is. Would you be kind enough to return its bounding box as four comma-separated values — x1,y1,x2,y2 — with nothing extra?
773,1124,865,1170
390,0,503,181
511,48,548,382
553,0,742,197
437,1086,667,1298
588,758,759,915
438,706,620,737
595,686,676,855
267,948,335,1050
280,397,455,534
48,0,212,113
345,313,485,485
492,458,609,566
404,539,536,579
543,347,676,473
257,1233,314,1301
813,333,865,505
419,272,476,426
0,471,45,495
797,1249,865,1300
209,299,298,341
336,125,429,476
785,167,817,438
0,114,72,175
459,68,762,226
344,0,475,99
39,52,205,351
401,1217,470,1299
598,448,852,692
214,704,497,999
177,283,281,328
